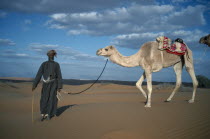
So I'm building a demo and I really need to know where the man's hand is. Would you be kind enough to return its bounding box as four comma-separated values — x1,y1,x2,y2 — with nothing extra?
32,86,36,91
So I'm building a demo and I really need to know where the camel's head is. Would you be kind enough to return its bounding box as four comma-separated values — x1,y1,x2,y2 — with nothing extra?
96,45,116,57
199,34,210,47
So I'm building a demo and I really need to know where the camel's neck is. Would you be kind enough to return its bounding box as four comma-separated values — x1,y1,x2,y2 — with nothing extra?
109,49,141,67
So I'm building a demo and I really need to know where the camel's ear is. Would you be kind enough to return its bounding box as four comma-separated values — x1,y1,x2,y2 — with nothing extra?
109,45,114,49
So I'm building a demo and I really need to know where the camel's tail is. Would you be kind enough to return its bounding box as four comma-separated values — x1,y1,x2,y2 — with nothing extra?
183,44,193,69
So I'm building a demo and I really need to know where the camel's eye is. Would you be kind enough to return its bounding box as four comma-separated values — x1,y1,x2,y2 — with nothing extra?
105,49,108,51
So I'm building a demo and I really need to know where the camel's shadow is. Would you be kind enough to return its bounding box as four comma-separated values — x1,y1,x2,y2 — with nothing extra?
56,104,77,117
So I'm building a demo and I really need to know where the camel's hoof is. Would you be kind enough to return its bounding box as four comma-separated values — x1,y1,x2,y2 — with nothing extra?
188,99,194,103
144,104,151,108
165,99,171,102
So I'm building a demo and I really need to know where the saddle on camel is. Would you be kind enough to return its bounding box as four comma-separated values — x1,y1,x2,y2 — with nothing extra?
156,36,187,56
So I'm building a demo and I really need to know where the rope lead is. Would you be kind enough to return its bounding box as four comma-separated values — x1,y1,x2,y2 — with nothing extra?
68,59,108,95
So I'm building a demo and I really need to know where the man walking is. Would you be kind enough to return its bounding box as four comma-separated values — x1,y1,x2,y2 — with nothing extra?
32,50,62,121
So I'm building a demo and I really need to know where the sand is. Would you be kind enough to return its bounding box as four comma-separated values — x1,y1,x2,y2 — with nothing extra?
0,80,210,139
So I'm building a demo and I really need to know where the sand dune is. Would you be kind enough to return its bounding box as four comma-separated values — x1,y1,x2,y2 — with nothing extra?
0,81,210,139
0,77,33,81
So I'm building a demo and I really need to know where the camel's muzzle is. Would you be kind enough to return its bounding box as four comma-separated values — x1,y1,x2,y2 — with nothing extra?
199,37,205,43
96,49,102,56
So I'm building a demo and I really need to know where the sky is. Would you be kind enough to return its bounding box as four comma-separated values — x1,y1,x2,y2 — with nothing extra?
0,0,210,82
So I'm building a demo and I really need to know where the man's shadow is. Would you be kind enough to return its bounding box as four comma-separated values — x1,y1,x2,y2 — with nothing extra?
56,104,77,117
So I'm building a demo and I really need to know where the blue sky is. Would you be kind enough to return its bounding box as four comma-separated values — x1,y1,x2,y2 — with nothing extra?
0,0,210,82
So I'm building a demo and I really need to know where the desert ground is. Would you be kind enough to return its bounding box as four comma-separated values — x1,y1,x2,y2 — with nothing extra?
0,78,210,139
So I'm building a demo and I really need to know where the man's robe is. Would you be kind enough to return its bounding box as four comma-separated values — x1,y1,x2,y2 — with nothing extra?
33,60,62,116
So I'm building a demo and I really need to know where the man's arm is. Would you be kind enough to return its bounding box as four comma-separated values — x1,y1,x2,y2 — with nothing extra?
56,63,63,92
32,63,44,91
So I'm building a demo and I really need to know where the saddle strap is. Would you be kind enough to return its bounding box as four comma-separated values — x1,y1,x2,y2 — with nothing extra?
160,50,164,65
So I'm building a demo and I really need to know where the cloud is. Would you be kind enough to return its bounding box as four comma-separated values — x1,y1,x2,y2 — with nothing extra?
47,4,206,36
24,19,32,24
0,0,154,14
112,32,164,49
172,0,191,3
29,43,103,61
0,53,39,59
112,29,207,49
0,49,42,59
0,42,103,62
0,38,16,46
21,19,32,31
1,49,15,54
195,0,210,6
165,5,206,26
1,1,207,37
0,11,7,18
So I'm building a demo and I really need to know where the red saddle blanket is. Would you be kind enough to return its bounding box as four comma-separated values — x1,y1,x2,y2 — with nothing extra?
156,36,187,55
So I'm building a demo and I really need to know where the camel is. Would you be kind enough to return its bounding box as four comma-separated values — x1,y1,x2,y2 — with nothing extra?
96,40,198,107
199,34,210,47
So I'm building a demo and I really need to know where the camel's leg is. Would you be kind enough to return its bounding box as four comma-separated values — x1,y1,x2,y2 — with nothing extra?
166,62,183,102
136,71,147,99
145,70,152,108
186,66,198,103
